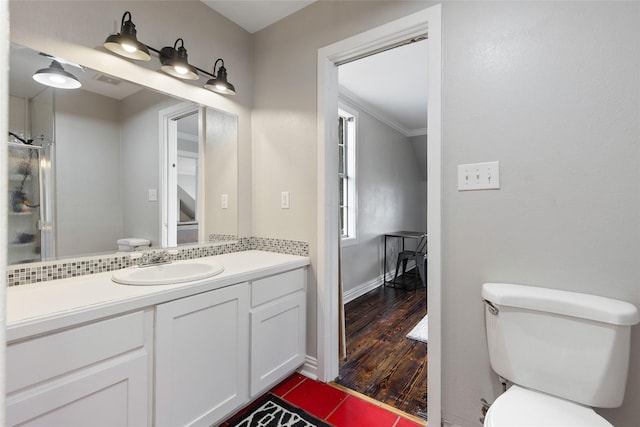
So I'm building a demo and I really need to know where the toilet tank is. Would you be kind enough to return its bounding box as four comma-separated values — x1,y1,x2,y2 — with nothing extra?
482,283,639,408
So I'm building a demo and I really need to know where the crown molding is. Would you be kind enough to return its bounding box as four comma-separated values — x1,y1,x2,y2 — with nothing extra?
338,85,426,137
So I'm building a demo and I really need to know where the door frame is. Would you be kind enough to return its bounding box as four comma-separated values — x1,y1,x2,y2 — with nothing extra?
159,102,201,248
316,4,442,424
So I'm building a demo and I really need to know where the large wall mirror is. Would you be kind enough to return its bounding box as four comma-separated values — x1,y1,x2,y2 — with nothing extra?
7,43,238,265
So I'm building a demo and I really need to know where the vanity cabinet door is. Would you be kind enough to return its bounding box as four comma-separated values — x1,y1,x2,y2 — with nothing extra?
250,268,307,397
6,310,152,427
155,283,250,427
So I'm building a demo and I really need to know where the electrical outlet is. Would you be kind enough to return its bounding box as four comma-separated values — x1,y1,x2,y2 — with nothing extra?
457,161,500,191
148,188,158,201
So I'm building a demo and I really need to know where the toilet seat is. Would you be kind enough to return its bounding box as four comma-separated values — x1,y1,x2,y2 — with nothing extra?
484,385,612,427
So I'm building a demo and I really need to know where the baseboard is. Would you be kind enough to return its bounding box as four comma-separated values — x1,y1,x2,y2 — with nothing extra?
343,276,384,304
299,355,318,380
343,265,421,303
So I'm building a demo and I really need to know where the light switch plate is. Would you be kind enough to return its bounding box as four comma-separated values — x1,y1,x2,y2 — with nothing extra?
281,191,290,209
148,188,158,201
457,161,500,190
221,194,228,209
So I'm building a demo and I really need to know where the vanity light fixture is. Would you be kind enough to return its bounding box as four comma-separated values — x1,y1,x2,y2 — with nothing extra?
159,38,199,80
204,59,236,95
103,11,236,94
32,60,82,89
103,11,151,61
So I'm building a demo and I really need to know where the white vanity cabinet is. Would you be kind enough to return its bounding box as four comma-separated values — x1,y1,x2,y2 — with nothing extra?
6,251,310,427
250,268,307,397
5,310,153,427
155,283,250,427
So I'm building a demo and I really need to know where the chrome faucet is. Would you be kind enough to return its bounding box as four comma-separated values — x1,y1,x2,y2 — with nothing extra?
139,250,172,267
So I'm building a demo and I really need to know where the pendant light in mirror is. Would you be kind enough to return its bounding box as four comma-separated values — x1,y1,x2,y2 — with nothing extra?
32,60,81,89
104,11,151,61
204,59,236,95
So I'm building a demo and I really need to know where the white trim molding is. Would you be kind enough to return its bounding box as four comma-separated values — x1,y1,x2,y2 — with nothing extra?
299,356,319,380
339,86,427,137
343,276,383,305
316,5,442,426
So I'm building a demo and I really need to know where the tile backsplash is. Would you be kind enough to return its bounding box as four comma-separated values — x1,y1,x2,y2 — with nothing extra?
7,237,309,287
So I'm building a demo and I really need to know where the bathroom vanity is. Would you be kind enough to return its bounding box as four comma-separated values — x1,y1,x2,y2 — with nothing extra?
5,250,309,427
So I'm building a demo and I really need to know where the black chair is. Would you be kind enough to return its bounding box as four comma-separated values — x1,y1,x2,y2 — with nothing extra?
393,235,427,288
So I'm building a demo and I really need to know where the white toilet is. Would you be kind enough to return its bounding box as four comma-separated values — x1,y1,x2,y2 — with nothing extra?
482,282,640,427
117,237,151,252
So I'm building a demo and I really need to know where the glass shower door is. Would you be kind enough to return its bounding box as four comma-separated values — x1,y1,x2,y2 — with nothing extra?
8,142,45,264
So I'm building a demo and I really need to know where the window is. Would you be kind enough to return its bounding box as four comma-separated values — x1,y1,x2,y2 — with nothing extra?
338,105,357,245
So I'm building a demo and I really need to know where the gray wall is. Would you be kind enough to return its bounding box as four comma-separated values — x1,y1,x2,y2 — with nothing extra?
4,1,640,426
254,1,640,426
120,89,178,246
441,2,640,426
55,89,122,256
252,0,429,362
9,0,255,239
340,98,426,295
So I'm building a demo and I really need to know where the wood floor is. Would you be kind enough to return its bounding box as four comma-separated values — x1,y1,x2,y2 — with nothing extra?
337,274,427,418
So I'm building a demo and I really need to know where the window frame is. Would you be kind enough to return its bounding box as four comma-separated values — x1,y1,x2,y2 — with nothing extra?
338,103,358,247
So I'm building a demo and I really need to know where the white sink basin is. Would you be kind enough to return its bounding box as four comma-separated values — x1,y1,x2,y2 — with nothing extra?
112,261,224,285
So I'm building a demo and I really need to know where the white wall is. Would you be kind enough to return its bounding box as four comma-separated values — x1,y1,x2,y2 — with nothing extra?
1,3,8,423
340,98,426,295
55,89,122,256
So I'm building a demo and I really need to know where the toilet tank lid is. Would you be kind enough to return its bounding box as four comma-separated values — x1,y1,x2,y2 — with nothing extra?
117,238,151,247
482,283,640,325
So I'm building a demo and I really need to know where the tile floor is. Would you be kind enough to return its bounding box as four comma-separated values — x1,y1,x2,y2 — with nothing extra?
221,373,426,427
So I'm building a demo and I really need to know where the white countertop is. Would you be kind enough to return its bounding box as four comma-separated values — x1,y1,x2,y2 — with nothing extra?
7,250,310,342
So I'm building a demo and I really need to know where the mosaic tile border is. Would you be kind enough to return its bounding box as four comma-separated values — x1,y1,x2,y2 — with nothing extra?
7,237,309,287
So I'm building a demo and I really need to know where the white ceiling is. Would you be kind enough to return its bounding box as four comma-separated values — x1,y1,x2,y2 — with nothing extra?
202,0,427,137
339,40,428,136
201,0,316,34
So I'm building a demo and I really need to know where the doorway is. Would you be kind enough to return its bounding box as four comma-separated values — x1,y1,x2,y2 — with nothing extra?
160,102,203,248
335,36,428,418
316,5,442,425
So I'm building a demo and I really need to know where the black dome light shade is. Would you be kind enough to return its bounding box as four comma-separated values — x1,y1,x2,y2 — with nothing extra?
104,11,151,61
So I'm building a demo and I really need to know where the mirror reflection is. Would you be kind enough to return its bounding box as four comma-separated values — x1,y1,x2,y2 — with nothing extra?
7,43,238,265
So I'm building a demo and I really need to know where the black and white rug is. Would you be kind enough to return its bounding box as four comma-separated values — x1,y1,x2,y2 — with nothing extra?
228,394,333,427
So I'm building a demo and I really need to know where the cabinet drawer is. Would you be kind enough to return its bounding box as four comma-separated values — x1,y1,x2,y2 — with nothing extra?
6,353,149,427
7,311,147,394
251,268,305,308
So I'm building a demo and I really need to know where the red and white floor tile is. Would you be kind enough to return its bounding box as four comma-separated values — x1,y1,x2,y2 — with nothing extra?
222,373,426,427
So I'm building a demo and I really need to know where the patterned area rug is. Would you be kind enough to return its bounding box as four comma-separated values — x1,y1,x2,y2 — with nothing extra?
407,314,428,343
228,394,333,427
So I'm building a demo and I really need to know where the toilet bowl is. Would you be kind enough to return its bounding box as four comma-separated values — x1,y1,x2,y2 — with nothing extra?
482,283,639,427
484,385,612,427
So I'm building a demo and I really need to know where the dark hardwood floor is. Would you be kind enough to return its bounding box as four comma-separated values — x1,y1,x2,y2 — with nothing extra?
337,274,427,418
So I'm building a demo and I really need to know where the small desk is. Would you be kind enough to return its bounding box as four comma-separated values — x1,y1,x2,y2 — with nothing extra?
383,231,427,287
